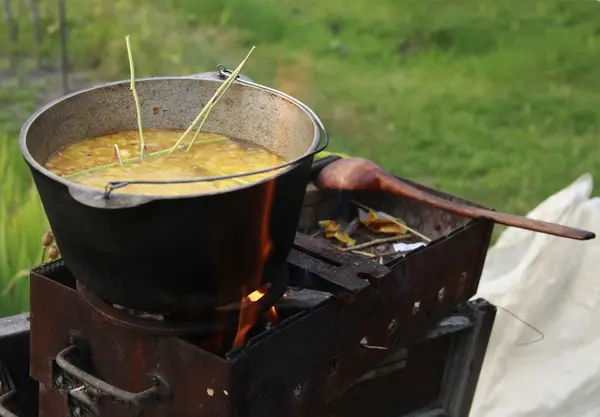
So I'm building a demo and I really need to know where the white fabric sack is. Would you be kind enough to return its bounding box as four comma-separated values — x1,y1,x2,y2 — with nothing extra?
470,173,600,417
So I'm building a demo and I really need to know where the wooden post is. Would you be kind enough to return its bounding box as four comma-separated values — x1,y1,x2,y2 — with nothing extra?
2,0,19,73
29,0,43,69
58,0,69,94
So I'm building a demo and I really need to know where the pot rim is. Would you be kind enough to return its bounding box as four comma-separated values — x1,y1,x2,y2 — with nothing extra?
19,75,324,203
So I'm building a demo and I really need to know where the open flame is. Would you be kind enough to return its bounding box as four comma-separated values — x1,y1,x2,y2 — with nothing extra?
230,56,314,350
246,288,265,302
232,288,279,349
232,180,277,349
247,288,279,322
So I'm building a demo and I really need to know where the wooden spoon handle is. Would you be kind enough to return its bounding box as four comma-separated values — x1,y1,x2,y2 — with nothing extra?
379,173,595,241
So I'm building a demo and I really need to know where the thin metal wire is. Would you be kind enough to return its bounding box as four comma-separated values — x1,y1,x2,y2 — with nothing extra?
495,305,545,346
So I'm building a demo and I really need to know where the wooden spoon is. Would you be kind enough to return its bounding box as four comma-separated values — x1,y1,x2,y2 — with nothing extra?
314,157,595,241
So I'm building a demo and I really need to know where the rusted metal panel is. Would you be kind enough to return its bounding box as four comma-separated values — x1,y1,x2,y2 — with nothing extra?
26,178,495,417
2,300,495,417
30,245,491,417
327,336,452,417
325,300,496,417
38,385,69,417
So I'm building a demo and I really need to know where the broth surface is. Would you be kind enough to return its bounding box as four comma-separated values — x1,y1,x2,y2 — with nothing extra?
45,129,287,195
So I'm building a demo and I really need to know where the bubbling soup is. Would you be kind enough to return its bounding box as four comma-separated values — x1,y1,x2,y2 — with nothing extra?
44,129,288,195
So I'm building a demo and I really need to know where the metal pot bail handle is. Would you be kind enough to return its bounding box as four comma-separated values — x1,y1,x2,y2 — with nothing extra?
55,336,172,416
103,117,330,198
188,66,255,83
102,66,330,196
215,65,257,83
0,391,19,417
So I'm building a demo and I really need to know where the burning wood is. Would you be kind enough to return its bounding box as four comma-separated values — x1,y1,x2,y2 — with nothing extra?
232,287,280,349
246,288,279,323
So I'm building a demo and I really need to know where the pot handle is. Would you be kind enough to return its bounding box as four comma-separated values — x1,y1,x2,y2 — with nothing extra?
68,185,156,209
98,66,329,198
187,69,255,83
55,336,172,416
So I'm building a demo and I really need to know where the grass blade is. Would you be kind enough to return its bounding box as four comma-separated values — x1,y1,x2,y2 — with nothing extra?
169,46,255,153
126,35,146,160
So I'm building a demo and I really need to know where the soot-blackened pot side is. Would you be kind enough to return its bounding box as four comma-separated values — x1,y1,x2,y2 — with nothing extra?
29,159,313,314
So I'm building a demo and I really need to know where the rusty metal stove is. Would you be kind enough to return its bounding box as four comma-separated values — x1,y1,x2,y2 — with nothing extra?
3,179,496,417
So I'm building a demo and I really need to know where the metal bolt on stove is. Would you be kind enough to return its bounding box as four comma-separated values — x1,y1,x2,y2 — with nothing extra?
438,286,446,302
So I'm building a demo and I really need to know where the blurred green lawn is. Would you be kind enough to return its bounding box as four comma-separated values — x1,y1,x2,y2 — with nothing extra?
1,0,600,316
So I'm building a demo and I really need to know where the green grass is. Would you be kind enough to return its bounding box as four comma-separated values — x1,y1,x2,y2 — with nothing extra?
0,85,49,317
2,0,600,316
85,0,600,215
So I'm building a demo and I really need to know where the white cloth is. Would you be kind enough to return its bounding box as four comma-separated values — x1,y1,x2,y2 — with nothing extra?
470,173,600,417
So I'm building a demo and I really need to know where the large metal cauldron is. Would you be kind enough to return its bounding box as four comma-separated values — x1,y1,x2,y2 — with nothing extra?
19,70,327,315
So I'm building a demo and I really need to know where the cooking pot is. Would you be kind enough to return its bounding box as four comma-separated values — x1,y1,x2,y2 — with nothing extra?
20,69,328,315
